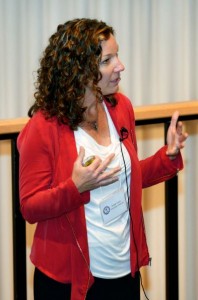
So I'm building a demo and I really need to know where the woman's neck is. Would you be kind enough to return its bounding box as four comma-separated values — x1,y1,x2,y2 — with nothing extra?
80,101,111,146
82,88,102,130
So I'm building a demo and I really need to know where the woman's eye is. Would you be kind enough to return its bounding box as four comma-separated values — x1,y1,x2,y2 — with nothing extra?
100,57,110,65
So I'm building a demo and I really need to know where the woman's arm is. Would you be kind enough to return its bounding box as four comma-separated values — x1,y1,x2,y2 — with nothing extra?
17,114,89,224
140,111,188,188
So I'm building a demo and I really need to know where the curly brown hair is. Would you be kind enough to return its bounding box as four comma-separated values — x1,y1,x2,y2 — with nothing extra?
28,18,117,130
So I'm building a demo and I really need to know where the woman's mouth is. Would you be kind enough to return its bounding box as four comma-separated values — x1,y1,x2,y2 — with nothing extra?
110,77,121,84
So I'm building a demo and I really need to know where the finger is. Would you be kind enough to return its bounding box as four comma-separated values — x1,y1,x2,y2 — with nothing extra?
88,156,102,169
87,153,114,173
98,167,120,182
99,153,115,169
176,121,183,135
98,168,120,183
183,132,188,140
178,132,188,144
99,177,119,187
170,111,179,128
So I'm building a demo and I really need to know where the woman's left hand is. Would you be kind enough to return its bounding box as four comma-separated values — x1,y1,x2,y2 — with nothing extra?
166,111,188,159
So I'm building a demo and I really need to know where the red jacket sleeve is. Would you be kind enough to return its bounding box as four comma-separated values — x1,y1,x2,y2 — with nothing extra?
17,113,89,224
112,93,184,189
140,145,183,188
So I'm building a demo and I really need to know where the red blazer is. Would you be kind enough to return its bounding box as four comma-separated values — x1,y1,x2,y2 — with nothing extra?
17,93,183,300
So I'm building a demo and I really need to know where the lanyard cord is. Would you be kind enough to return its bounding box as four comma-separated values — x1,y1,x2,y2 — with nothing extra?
119,141,150,300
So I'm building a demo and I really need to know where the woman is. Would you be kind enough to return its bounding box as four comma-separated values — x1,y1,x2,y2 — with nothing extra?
17,18,188,300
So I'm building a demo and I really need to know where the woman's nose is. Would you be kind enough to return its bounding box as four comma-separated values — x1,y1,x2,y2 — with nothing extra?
114,58,125,72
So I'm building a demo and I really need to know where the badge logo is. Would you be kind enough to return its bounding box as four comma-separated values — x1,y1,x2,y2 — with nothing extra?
103,206,110,215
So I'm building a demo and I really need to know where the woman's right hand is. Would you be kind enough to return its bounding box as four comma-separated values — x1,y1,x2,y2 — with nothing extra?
72,147,121,193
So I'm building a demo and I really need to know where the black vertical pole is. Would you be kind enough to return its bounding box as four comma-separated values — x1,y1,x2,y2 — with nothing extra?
164,123,179,300
11,135,27,300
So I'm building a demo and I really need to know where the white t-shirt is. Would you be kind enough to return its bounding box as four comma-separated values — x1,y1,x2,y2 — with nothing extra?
74,103,131,278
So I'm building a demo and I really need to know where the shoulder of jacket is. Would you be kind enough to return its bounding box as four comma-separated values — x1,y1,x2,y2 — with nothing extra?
115,93,134,112
17,111,60,148
115,92,131,100
115,93,133,107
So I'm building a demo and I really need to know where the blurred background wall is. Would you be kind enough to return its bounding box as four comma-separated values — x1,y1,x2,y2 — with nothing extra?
0,0,197,299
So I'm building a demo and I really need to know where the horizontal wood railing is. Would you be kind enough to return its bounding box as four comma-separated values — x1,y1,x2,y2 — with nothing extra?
0,100,198,133
0,100,198,300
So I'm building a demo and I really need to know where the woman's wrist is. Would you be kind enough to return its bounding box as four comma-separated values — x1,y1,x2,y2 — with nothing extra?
167,154,177,160
166,147,180,160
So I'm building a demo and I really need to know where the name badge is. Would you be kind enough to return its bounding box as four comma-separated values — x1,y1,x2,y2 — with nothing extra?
100,189,128,225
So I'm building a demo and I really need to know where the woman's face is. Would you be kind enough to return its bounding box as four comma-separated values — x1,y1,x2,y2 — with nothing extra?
98,34,125,96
